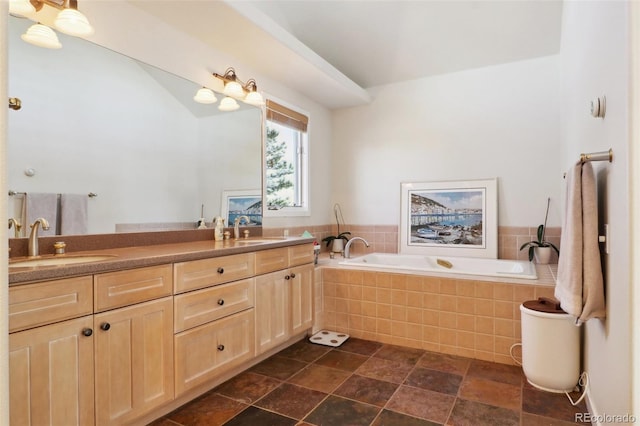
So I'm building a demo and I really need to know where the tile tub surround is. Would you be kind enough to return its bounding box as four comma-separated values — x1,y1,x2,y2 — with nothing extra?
317,265,557,365
264,225,560,261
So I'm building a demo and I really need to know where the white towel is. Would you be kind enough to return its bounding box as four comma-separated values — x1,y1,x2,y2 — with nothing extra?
25,193,57,237
60,194,88,235
555,162,606,324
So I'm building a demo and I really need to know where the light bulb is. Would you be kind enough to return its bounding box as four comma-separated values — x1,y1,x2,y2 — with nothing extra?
21,24,62,49
219,97,240,112
193,87,217,104
55,8,95,37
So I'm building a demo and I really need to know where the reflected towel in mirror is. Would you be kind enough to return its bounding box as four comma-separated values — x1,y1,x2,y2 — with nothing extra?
60,194,88,235
25,192,58,236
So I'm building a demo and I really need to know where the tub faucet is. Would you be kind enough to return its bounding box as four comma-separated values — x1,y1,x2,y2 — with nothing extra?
344,237,370,259
28,218,50,257
8,218,22,238
233,215,251,239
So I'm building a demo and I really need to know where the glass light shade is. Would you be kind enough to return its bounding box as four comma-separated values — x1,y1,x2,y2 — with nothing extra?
219,96,240,112
193,87,217,104
21,24,62,49
243,90,265,106
54,8,95,37
9,0,36,16
223,80,245,99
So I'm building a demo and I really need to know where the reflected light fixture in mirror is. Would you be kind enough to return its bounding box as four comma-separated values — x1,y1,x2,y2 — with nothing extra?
212,67,265,107
219,96,240,112
9,0,36,16
21,23,62,49
193,87,218,104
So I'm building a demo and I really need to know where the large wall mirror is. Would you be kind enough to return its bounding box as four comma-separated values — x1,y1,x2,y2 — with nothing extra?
7,16,263,238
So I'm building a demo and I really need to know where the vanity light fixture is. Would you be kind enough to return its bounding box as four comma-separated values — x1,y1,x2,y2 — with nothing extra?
193,87,218,104
9,0,36,16
53,2,94,37
21,23,62,49
218,96,240,112
212,67,265,107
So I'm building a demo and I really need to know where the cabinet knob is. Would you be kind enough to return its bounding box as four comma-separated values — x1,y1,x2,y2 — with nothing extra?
100,322,111,331
217,344,225,351
290,273,296,278
217,267,224,274
285,275,290,280
82,328,93,337
217,299,225,306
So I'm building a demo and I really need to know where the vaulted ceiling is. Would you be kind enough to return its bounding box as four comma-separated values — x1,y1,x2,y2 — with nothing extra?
129,0,563,109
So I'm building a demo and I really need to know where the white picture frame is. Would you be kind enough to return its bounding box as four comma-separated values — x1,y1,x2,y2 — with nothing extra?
399,178,498,258
221,189,262,226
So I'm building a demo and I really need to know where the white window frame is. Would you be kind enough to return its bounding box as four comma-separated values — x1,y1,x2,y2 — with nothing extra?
262,95,310,217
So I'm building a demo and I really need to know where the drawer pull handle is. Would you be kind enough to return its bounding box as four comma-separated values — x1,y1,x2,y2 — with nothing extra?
217,267,224,274
100,323,111,331
218,299,225,306
82,328,93,337
217,344,225,351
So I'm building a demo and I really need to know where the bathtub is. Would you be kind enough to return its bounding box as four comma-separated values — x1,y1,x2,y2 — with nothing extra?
339,252,537,280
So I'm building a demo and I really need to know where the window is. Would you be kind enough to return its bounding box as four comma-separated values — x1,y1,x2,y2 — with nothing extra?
264,99,309,216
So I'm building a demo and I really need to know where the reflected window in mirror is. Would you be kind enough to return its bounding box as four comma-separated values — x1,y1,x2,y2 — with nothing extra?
264,99,309,216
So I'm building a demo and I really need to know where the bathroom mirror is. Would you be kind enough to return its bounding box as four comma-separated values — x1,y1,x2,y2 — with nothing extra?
7,16,263,237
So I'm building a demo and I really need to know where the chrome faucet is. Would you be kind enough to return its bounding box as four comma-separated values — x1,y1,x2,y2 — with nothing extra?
233,215,251,239
344,237,370,259
28,218,50,257
8,218,22,238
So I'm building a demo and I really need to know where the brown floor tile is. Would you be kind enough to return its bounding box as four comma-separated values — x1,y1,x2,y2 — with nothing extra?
458,376,521,411
214,371,281,404
356,356,414,384
374,344,425,365
333,374,399,407
278,339,332,363
304,395,381,426
165,392,247,426
223,406,297,426
372,409,442,426
255,383,327,420
288,364,352,393
338,337,384,356
418,351,471,376
447,398,519,426
386,385,456,424
250,355,308,380
314,349,369,372
404,367,462,396
521,412,585,425
466,359,523,386
522,381,587,423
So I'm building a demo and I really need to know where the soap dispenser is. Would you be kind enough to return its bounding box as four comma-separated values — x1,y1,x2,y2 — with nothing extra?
214,217,225,241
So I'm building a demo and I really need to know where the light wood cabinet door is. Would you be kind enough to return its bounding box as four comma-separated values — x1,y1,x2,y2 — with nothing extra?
94,296,174,426
10,316,95,426
255,270,289,354
174,253,255,293
255,248,288,275
289,264,314,336
174,309,255,396
288,244,314,267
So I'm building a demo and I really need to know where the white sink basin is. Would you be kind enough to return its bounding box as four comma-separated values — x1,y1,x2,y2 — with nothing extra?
9,254,117,269
232,238,286,245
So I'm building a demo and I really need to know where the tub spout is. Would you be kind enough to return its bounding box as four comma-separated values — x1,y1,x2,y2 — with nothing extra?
344,237,370,259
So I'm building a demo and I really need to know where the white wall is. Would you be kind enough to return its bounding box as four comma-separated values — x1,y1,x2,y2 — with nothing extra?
560,1,632,420
331,55,563,227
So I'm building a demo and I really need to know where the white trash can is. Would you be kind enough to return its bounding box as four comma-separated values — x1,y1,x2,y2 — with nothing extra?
520,298,580,393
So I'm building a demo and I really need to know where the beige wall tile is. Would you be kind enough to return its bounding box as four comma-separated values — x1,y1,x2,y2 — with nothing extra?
423,310,440,326
456,280,475,297
494,301,514,319
457,297,476,314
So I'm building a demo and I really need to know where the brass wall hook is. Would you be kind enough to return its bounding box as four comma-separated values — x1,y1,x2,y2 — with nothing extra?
8,97,22,110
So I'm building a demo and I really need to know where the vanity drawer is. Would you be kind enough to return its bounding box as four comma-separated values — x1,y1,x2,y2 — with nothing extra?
288,244,314,267
9,276,93,333
255,248,288,275
174,278,255,332
94,265,173,312
174,253,255,293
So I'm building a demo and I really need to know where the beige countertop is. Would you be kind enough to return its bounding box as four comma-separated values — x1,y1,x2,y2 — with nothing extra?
9,237,315,285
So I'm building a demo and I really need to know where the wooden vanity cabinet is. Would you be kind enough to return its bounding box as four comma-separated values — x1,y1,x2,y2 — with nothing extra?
93,266,174,426
255,245,314,355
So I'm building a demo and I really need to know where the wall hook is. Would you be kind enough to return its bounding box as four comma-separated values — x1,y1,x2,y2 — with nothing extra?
8,97,22,110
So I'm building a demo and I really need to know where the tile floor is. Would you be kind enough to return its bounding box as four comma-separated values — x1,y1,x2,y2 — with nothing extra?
150,337,588,426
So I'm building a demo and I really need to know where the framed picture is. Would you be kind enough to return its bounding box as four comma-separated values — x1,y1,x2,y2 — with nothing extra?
399,178,498,258
221,190,262,226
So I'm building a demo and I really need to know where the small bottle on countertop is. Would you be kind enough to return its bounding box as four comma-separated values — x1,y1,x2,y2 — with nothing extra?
214,217,225,241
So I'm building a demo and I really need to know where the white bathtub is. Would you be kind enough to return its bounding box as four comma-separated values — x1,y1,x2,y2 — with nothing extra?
339,252,537,280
